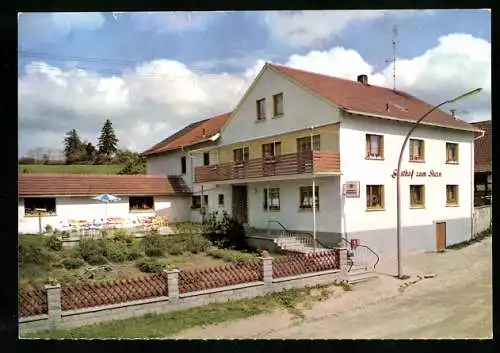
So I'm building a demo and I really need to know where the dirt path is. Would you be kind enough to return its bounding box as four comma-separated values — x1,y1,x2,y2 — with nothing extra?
172,237,492,339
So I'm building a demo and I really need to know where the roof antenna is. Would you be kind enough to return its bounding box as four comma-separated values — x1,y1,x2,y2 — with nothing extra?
385,25,398,91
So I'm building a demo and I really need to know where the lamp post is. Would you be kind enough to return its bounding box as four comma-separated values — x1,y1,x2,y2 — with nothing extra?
395,88,482,279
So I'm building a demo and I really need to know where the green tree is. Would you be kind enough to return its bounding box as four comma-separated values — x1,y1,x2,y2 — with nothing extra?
118,151,146,175
85,142,97,162
98,119,118,159
63,129,85,164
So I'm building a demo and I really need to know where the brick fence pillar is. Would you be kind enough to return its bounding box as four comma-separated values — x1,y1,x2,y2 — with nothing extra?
44,284,62,330
336,248,349,283
165,269,180,303
259,257,273,285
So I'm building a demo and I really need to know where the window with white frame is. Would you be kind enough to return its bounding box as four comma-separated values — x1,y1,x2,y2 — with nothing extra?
233,147,249,163
446,143,459,163
299,186,319,209
262,142,281,159
446,185,459,206
256,98,266,120
129,196,155,212
273,93,284,116
410,185,425,208
263,188,280,211
366,185,384,210
409,139,425,161
296,135,320,153
366,134,384,159
24,197,57,216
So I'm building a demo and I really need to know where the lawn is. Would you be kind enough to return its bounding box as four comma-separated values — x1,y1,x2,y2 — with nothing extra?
26,284,341,339
18,164,125,174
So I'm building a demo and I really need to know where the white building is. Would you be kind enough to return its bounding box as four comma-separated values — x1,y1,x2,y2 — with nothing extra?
145,63,482,256
18,174,191,234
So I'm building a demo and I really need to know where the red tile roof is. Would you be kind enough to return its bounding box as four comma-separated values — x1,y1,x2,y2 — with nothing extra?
142,112,231,156
472,120,491,173
18,174,191,197
269,64,480,132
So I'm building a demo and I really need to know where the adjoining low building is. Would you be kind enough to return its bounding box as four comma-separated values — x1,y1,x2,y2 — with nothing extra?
142,112,231,223
18,174,191,234
472,120,491,206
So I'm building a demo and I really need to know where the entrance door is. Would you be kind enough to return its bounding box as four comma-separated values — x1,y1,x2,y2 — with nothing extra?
232,185,248,224
436,222,446,252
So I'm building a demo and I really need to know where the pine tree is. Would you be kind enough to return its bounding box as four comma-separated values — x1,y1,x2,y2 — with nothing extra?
63,129,84,164
98,119,118,158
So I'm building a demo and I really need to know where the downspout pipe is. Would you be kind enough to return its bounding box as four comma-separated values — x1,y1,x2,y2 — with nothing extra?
471,129,486,239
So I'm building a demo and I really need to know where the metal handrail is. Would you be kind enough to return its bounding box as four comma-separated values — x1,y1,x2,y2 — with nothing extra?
340,237,380,270
267,220,331,249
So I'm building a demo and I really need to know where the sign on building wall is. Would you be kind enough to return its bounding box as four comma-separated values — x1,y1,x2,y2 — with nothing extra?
391,169,442,179
343,181,360,198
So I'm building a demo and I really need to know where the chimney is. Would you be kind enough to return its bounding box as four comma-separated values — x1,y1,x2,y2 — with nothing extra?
201,128,206,138
357,74,368,85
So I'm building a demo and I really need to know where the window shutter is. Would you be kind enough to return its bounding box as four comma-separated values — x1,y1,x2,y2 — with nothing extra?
365,135,370,157
379,136,384,157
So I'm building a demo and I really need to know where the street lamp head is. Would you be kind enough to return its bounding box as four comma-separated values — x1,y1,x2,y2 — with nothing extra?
447,88,482,104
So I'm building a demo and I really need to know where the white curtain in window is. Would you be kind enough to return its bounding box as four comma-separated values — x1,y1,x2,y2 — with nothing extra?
370,135,379,154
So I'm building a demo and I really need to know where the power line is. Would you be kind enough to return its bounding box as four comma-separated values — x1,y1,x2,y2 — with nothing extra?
18,50,221,79
18,62,242,82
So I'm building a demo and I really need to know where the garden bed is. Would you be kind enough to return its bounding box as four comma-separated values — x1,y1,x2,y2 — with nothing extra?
18,228,262,289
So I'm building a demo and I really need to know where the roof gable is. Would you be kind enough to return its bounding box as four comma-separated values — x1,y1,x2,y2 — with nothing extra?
143,112,231,156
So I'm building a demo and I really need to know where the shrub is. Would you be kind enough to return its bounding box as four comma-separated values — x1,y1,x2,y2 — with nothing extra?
86,254,108,265
76,238,106,262
61,258,85,269
142,234,166,257
113,229,134,245
205,247,256,264
44,224,53,234
104,241,129,263
136,258,165,273
45,235,63,251
202,211,247,250
184,234,212,254
18,242,53,266
126,247,142,261
167,243,183,256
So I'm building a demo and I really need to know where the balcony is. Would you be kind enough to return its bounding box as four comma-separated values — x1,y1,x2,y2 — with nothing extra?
194,151,341,183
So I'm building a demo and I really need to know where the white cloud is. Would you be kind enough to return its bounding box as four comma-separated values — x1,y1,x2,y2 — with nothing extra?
18,33,490,157
18,59,249,156
264,10,436,48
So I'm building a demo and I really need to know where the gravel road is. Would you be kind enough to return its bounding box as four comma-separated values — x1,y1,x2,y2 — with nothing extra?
172,237,492,339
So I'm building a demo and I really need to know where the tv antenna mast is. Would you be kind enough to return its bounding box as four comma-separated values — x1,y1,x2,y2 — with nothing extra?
386,25,398,91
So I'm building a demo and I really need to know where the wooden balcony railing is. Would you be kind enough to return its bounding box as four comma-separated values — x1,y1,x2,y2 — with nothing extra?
194,151,340,183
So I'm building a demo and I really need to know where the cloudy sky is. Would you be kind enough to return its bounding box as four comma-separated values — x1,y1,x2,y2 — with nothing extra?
18,10,491,157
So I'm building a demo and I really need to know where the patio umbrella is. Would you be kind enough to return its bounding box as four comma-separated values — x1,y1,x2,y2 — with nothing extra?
92,194,121,222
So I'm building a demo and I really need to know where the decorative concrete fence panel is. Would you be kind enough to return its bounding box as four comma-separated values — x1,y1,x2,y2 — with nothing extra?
473,206,491,236
61,273,168,311
19,287,48,317
272,250,339,278
179,260,262,294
